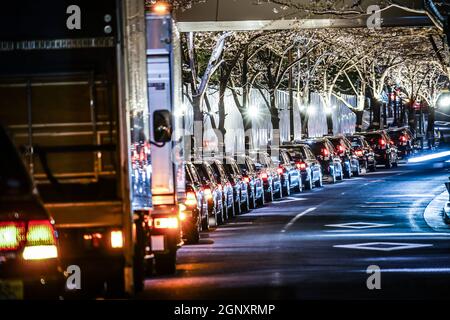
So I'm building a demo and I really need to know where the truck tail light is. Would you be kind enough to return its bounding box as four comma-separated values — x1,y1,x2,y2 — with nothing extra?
0,222,25,251
321,148,329,157
185,191,197,206
153,217,179,229
23,220,58,260
337,145,345,154
379,138,386,147
110,230,124,249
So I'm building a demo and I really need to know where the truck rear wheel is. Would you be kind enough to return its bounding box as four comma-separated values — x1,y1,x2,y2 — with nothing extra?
155,252,177,275
105,268,127,298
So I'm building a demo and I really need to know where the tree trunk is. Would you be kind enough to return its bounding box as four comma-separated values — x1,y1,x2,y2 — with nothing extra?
218,69,227,156
326,113,333,135
407,100,416,136
192,94,203,158
427,106,435,148
369,96,382,130
355,110,364,132
270,91,280,145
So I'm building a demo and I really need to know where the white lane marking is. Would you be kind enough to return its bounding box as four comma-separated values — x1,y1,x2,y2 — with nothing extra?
325,222,394,229
359,205,401,208
381,194,435,198
364,202,401,204
274,197,308,204
281,207,316,233
226,222,254,225
334,242,433,251
367,171,403,175
325,232,450,237
372,268,450,273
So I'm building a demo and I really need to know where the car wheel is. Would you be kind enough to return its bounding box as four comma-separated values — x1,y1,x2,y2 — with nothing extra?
105,269,127,298
234,195,241,216
184,217,201,244
241,192,250,213
294,177,302,193
208,204,218,228
385,157,392,169
201,207,210,231
392,158,399,167
354,163,360,177
305,172,313,190
283,179,290,196
265,185,274,202
155,252,176,275
256,191,264,207
219,203,225,224
344,165,351,179
275,183,283,199
315,173,323,188
222,198,228,221
249,187,256,209
229,198,236,218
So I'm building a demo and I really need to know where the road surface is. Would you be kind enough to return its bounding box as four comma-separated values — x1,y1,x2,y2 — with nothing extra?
138,163,450,300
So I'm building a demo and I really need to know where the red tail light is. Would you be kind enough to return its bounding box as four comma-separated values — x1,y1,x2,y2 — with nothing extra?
296,162,307,170
400,135,407,142
321,148,329,157
260,172,268,180
379,138,386,146
25,220,57,247
355,150,364,157
0,220,57,260
337,145,345,153
0,222,25,251
277,167,284,175
243,177,250,184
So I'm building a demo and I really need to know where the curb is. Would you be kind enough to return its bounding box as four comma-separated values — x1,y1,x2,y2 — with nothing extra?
423,188,450,233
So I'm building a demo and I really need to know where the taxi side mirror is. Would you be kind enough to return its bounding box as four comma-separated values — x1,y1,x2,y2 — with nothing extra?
153,110,173,143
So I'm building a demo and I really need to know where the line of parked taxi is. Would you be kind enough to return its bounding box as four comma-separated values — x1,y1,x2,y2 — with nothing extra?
180,128,414,243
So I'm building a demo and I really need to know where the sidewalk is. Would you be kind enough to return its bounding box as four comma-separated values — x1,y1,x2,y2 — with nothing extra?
423,187,450,232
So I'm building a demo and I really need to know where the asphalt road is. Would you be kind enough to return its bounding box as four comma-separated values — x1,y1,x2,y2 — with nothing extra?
138,163,450,300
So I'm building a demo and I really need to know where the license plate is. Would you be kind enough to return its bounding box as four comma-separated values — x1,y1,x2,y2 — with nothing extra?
151,235,165,252
0,280,24,300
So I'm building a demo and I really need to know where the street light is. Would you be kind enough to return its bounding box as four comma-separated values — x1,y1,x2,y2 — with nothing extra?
247,104,259,119
438,91,450,109
307,105,317,116
147,1,172,15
